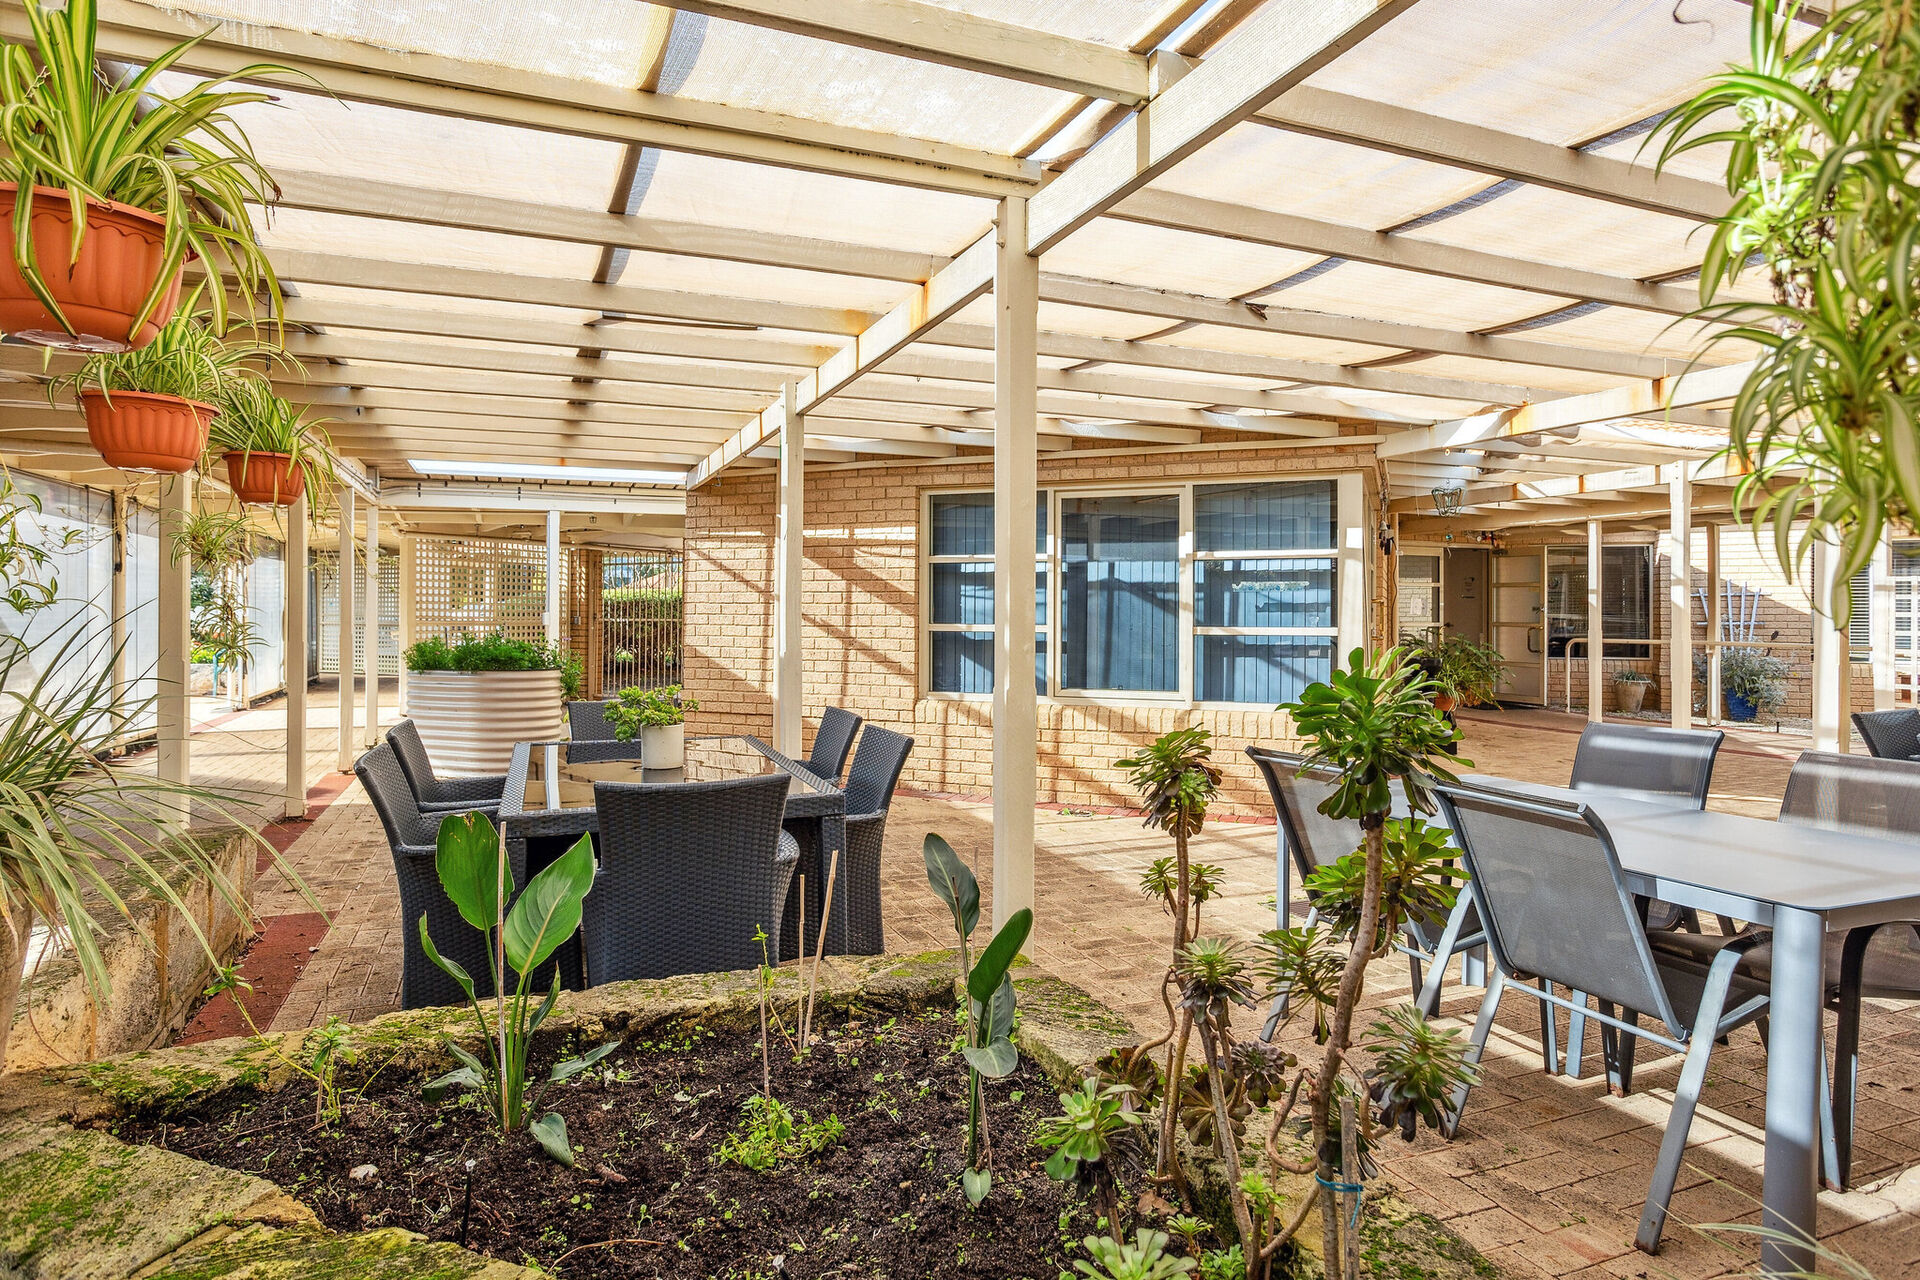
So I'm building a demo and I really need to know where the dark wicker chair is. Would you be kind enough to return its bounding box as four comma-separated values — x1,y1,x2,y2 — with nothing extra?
355,742,494,1010
567,700,617,741
806,707,864,782
835,724,912,955
583,773,801,983
1247,746,1484,1030
387,719,505,814
1851,708,1920,761
1435,782,1773,1254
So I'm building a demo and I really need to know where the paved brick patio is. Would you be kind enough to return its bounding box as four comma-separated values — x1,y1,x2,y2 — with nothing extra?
192,702,1920,1279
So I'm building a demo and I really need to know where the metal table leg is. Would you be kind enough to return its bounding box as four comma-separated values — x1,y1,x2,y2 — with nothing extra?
1760,907,1823,1277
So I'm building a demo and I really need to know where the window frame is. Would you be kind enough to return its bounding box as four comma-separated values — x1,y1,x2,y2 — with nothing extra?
919,472,1363,707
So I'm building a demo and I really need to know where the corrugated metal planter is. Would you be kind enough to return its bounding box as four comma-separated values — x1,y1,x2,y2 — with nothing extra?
405,669,563,777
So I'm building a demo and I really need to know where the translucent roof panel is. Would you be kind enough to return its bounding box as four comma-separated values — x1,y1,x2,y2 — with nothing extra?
1497,308,1748,363
168,80,629,212
1396,191,1709,280
946,298,1171,342
630,152,992,258
1304,0,1757,145
260,210,603,280
167,0,673,86
663,16,1077,152
1150,124,1487,228
920,1,1184,46
287,283,600,325
1387,355,1619,397
1250,262,1572,332
1046,221,1322,298
611,252,915,314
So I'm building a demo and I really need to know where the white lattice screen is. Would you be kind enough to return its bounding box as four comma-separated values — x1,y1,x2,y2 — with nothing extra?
411,534,563,652
314,549,400,676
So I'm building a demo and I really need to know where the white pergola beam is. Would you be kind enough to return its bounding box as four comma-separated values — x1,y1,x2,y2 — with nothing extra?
661,0,1150,103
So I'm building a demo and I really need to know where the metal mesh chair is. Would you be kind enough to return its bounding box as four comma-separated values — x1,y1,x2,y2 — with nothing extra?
387,719,505,814
1570,722,1722,934
1246,747,1485,1031
584,773,801,983
567,700,617,742
355,743,494,1010
1434,782,1772,1254
806,707,864,782
1850,709,1920,761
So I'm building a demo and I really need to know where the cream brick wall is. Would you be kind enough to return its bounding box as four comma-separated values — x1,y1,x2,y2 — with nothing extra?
684,441,1383,816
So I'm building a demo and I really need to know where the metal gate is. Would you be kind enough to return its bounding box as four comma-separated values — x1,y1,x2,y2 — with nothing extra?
567,546,683,698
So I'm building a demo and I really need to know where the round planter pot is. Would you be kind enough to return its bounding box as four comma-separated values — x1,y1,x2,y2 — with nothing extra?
404,669,564,777
1725,691,1759,723
1613,680,1649,714
1433,693,1457,713
224,451,304,505
641,722,685,769
0,184,183,351
81,389,215,474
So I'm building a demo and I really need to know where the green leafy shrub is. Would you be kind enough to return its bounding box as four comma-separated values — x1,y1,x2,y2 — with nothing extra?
605,683,699,738
403,633,572,676
1037,1078,1143,1240
715,1093,844,1171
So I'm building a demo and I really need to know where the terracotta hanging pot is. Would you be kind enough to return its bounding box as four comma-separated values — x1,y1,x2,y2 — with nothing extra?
1433,693,1457,713
80,389,215,474
224,451,305,506
0,184,184,352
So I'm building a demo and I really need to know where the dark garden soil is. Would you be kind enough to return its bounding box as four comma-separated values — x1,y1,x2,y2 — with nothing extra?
123,1009,1118,1279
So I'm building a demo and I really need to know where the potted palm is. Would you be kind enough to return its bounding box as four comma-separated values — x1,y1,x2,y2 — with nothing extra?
45,299,259,473
605,683,699,769
209,381,336,507
0,0,292,351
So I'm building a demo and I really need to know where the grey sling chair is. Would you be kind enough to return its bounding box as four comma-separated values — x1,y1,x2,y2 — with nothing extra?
1560,722,1727,1071
1433,782,1773,1255
1246,747,1488,1039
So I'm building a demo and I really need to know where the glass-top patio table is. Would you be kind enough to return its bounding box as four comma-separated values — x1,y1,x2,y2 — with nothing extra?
497,736,848,959
1458,773,1920,1274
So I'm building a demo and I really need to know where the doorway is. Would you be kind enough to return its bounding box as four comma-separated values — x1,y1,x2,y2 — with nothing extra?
1441,547,1490,646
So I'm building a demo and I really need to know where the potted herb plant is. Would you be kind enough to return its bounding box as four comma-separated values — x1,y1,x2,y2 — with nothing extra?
209,380,336,507
1613,670,1654,714
402,635,576,777
0,0,293,350
1720,647,1790,722
605,683,700,769
1399,629,1505,711
44,300,258,473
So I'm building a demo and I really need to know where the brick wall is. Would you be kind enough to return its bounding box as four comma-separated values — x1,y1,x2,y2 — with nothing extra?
684,441,1382,816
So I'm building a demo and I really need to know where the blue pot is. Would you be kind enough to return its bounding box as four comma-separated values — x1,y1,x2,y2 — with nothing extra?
1725,691,1758,722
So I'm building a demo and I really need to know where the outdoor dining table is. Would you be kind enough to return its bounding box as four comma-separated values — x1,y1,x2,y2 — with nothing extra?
1458,773,1920,1275
497,735,848,956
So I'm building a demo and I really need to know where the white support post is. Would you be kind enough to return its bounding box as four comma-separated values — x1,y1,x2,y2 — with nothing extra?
1812,536,1851,752
284,496,309,820
771,382,805,758
991,195,1038,935
363,498,381,746
1586,518,1603,723
544,508,562,653
336,486,357,772
1705,522,1723,725
156,475,192,830
1872,530,1896,711
397,531,415,715
109,490,129,743
1666,467,1692,731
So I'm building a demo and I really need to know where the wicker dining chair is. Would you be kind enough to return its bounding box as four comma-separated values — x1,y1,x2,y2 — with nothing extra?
584,773,800,983
835,724,912,956
1247,746,1486,1033
1851,708,1920,761
806,707,864,783
355,742,494,1010
1435,782,1774,1254
566,699,617,741
387,719,505,814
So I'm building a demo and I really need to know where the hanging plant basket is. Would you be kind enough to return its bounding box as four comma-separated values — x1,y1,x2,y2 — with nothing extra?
223,451,304,506
0,185,185,352
80,389,215,474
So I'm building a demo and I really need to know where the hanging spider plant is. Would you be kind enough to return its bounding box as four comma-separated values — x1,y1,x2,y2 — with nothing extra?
207,378,337,508
0,0,300,344
1652,0,1920,624
43,290,276,407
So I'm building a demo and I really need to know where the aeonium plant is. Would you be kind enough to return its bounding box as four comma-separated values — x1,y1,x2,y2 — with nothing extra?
418,811,614,1166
